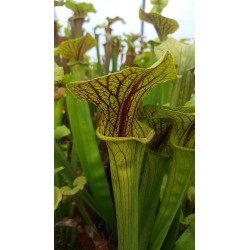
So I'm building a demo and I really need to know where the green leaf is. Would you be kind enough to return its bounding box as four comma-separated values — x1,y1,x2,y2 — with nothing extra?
60,176,87,196
58,33,97,62
67,51,177,138
66,92,116,231
65,0,96,19
54,186,62,210
54,125,71,140
155,37,195,106
139,8,179,41
174,216,195,250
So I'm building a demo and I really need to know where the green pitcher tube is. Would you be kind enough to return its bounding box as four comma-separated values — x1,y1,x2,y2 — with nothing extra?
97,129,154,250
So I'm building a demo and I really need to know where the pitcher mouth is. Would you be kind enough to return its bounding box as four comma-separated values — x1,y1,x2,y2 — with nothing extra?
96,126,155,144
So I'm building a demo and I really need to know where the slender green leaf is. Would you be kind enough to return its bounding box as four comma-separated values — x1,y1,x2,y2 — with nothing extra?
66,92,116,231
65,60,116,231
